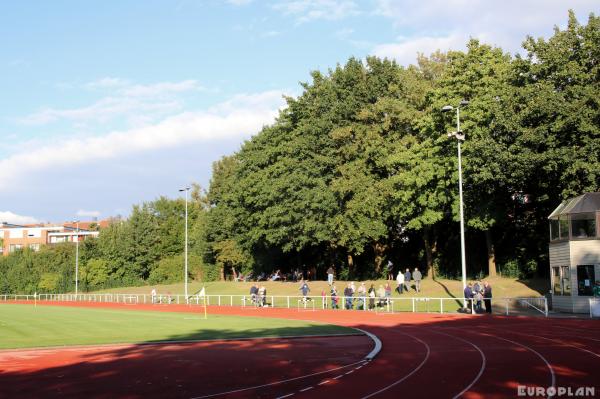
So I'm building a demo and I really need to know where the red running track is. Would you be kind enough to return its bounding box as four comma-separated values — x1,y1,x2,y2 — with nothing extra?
0,301,599,399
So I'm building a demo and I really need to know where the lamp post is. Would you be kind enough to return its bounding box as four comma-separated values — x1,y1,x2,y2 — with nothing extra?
442,100,469,306
74,220,80,298
179,187,190,303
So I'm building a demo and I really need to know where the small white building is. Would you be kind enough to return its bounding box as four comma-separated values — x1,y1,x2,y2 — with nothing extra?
548,192,600,313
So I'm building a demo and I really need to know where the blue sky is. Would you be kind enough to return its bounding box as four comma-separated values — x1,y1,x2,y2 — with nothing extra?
1,0,597,224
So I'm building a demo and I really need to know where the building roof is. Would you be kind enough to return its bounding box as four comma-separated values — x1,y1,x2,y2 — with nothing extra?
549,192,600,219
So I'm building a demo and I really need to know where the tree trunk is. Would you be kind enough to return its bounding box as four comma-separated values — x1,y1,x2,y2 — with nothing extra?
485,229,497,277
372,242,388,274
219,262,225,281
423,227,437,280
347,253,354,279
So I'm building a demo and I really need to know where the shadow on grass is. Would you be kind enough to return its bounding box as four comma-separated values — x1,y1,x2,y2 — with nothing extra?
433,279,463,308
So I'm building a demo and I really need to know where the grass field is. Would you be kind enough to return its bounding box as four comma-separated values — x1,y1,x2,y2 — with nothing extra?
0,304,354,349
94,276,549,300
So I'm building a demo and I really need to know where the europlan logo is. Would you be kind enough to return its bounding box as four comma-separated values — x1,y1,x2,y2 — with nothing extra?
517,386,596,397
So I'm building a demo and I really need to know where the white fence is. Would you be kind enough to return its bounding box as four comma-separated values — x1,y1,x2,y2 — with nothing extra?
0,293,551,317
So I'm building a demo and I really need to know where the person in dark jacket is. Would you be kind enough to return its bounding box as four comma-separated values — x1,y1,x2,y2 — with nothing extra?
463,283,473,312
404,269,411,292
413,268,422,292
344,284,353,310
483,281,493,314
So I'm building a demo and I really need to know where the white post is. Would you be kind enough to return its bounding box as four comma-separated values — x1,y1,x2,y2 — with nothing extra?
184,188,189,303
456,107,467,308
75,221,79,299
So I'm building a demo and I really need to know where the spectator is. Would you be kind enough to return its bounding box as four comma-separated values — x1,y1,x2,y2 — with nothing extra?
327,266,335,285
331,285,339,309
344,284,353,310
396,270,405,294
404,268,411,292
357,282,367,310
464,283,473,312
258,286,266,307
299,280,311,302
377,284,386,307
483,281,493,314
413,268,422,292
386,260,394,281
250,284,258,305
368,284,376,310
151,288,157,304
384,282,392,304
473,281,482,312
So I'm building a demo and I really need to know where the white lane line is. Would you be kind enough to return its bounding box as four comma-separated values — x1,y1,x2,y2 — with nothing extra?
318,380,330,386
333,375,343,380
275,393,294,399
353,328,382,360
481,332,556,395
190,360,365,399
505,330,600,359
432,330,486,399
345,370,354,375
299,387,313,392
360,331,431,399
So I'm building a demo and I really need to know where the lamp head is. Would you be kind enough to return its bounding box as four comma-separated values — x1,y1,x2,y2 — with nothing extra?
441,105,453,112
459,100,469,107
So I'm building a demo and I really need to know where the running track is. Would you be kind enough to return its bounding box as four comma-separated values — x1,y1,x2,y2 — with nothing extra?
0,302,599,398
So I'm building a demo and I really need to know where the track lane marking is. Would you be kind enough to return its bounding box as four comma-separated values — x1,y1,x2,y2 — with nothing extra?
360,331,431,399
432,330,486,399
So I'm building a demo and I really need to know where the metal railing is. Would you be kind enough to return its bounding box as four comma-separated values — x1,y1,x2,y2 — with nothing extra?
0,293,550,317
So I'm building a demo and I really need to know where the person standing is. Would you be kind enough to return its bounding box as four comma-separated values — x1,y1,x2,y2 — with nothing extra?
331,285,339,309
357,282,367,310
386,260,394,281
384,282,392,304
483,281,493,314
404,268,411,292
344,284,353,310
327,266,334,285
368,284,376,310
151,288,157,304
299,280,311,302
413,268,422,293
396,270,405,294
464,283,473,313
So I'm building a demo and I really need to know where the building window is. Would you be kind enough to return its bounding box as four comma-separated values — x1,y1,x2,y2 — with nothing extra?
552,266,571,296
561,266,570,296
571,213,597,238
29,243,41,251
576,265,595,296
550,216,571,241
9,244,23,253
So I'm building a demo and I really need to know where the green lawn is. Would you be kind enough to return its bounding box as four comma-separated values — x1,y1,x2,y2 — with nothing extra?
0,304,353,349
93,276,549,299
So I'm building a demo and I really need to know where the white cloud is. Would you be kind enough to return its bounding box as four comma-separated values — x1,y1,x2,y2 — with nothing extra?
20,79,206,126
0,211,38,225
0,90,286,191
273,0,360,23
373,33,466,65
76,210,101,218
372,0,599,64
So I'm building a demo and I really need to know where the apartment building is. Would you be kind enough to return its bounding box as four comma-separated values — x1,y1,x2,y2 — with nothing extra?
0,220,108,256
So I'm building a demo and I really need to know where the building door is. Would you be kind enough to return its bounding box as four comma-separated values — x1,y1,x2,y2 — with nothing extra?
576,265,595,296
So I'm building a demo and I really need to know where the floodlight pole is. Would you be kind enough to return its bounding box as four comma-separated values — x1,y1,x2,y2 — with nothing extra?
442,101,468,308
179,187,190,303
75,220,80,299
456,107,467,305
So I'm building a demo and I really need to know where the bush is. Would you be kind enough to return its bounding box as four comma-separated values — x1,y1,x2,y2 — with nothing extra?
149,254,205,284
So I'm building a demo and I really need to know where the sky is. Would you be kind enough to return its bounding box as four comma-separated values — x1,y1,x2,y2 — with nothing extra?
1,0,597,224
